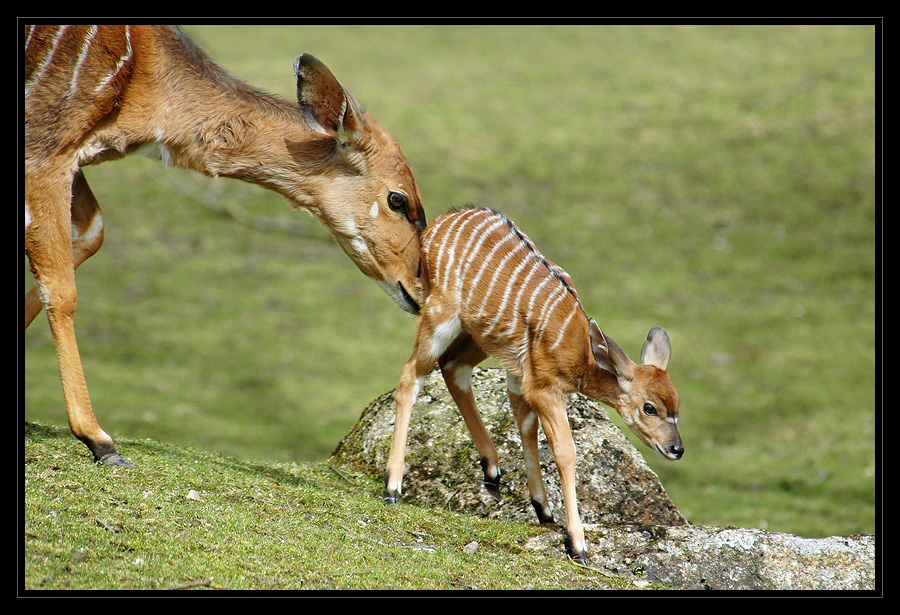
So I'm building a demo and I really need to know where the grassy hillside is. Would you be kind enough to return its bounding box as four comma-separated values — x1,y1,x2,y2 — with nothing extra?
23,421,630,591
23,23,877,541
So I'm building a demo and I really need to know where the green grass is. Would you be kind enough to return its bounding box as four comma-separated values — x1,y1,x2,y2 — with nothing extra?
23,23,876,544
23,422,630,591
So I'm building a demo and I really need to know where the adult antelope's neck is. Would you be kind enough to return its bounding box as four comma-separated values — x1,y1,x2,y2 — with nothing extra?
123,27,327,195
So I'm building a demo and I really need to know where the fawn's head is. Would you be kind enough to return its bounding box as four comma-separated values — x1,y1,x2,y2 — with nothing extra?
294,54,427,314
585,320,683,460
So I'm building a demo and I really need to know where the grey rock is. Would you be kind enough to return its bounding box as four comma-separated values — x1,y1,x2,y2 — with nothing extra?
333,367,876,591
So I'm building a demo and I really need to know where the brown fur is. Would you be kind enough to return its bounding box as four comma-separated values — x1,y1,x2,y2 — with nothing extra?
382,208,682,566
24,25,426,465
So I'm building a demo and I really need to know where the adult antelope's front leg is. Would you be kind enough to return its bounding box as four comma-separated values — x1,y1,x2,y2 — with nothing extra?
438,334,501,500
25,170,131,467
25,171,105,329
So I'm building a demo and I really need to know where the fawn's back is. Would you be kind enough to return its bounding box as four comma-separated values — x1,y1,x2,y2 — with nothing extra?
421,207,587,376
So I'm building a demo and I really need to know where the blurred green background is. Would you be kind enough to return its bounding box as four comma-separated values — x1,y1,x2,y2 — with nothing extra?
23,24,876,539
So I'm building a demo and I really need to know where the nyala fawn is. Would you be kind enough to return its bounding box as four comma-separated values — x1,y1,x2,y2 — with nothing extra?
382,207,682,566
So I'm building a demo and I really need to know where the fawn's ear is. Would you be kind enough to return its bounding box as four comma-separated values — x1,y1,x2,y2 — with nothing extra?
589,318,635,380
640,326,672,370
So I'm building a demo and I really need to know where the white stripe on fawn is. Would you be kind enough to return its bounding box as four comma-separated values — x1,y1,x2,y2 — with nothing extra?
425,208,585,370
501,259,542,337
70,26,98,96
457,216,505,282
25,25,68,97
475,239,527,323
93,25,132,95
466,232,516,310
482,245,537,337
438,209,484,292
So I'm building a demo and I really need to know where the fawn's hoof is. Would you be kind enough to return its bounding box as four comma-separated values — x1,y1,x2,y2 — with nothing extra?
565,535,589,568
480,458,502,501
531,499,556,525
483,476,502,501
568,552,590,568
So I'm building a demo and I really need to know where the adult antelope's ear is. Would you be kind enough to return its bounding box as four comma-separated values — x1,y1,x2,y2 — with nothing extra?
589,318,635,380
641,327,672,370
294,53,364,138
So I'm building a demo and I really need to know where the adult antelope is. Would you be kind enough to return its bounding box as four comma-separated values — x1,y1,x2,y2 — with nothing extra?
24,25,427,467
382,207,682,566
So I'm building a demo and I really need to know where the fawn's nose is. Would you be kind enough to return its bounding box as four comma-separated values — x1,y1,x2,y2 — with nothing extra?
671,442,684,459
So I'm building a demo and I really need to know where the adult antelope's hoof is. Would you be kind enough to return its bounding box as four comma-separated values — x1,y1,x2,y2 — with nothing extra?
98,452,134,468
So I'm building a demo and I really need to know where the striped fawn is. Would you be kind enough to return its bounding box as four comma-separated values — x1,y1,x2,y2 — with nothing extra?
24,25,426,467
383,207,682,566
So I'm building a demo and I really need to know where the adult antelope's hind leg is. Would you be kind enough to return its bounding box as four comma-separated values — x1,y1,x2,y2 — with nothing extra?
25,169,131,467
438,333,501,500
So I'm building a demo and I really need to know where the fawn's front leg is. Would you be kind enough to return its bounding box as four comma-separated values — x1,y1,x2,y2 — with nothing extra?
383,358,424,503
383,309,462,503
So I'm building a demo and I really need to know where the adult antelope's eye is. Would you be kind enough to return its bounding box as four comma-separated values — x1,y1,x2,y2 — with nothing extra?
388,191,408,213
643,403,658,416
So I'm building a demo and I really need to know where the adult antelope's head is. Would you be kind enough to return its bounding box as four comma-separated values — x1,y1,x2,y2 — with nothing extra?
294,54,427,314
587,321,683,461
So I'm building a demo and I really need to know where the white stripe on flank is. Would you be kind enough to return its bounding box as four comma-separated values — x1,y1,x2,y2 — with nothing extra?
524,275,554,332
438,210,481,292
548,305,577,351
502,259,542,337
70,26,98,96
466,233,515,310
93,25,133,95
458,216,505,282
24,25,35,52
485,246,543,338
534,284,567,342
454,214,503,296
476,240,526,322
429,211,465,289
25,25,68,97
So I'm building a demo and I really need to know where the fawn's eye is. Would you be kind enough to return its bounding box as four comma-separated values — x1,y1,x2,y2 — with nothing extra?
643,403,658,416
388,191,409,213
